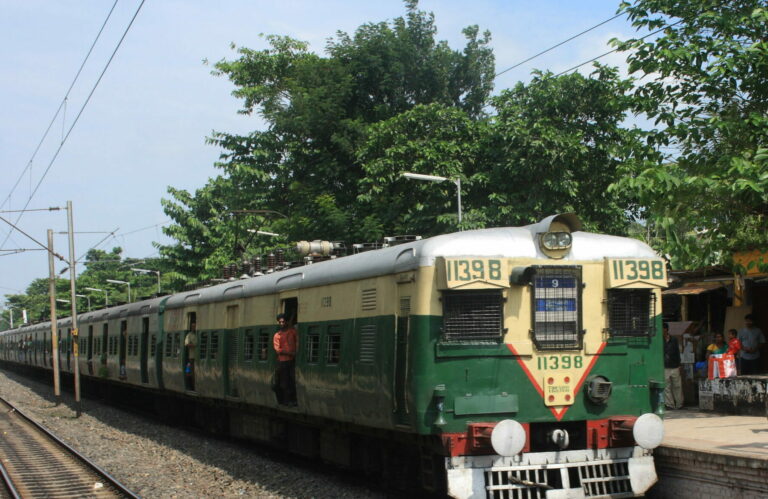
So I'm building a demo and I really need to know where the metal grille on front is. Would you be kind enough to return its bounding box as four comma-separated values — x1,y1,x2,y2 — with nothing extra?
531,266,582,350
607,289,656,337
442,290,503,342
485,459,633,499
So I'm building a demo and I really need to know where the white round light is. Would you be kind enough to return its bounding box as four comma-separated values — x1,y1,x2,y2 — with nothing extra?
491,419,527,457
633,413,664,449
556,232,572,247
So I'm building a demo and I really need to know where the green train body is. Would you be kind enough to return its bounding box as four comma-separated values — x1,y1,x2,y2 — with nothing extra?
0,214,666,498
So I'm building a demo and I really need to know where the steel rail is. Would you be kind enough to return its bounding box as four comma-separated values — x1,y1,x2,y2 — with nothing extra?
0,458,22,499
0,395,139,498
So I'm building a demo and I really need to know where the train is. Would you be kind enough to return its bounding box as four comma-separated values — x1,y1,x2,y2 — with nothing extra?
0,213,667,498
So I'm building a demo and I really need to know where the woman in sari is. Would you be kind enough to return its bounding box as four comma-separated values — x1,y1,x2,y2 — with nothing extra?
706,332,728,357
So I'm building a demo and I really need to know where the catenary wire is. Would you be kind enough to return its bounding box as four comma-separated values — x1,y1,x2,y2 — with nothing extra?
554,22,681,77
0,0,119,213
0,0,147,251
495,12,626,78
6,8,675,291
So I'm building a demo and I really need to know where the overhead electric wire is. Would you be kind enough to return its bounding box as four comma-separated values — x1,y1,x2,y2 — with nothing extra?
0,0,119,213
74,227,120,264
495,12,626,78
117,220,171,237
0,215,66,262
0,249,46,257
0,0,147,251
554,21,681,77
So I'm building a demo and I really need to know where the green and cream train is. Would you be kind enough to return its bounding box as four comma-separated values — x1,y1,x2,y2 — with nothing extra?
0,214,667,498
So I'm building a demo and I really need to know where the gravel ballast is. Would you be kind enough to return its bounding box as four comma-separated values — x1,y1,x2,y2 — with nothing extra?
0,370,384,498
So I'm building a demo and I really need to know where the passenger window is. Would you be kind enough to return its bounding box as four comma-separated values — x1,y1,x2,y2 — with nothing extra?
307,327,320,363
244,330,254,361
326,326,341,365
210,333,219,360
173,333,181,358
257,330,269,361
164,333,173,357
199,332,208,359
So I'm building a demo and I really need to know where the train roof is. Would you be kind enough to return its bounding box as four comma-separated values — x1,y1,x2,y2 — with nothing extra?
1,215,660,329
165,218,658,308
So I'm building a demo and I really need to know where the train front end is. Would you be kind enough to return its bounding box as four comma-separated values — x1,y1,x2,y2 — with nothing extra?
411,214,666,498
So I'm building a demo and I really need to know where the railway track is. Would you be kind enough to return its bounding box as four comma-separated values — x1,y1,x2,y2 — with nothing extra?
0,396,137,499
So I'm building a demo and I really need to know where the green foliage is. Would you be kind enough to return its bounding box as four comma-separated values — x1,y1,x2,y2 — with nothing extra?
158,1,496,282
1,248,168,329
358,103,488,235
486,66,650,233
158,1,652,284
611,0,768,269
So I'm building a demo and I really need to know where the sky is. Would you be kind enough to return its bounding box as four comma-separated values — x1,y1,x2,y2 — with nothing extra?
0,0,641,305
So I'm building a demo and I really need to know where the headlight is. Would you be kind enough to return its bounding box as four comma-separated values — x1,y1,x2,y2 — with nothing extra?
556,232,572,247
541,232,572,250
633,413,664,449
491,419,527,456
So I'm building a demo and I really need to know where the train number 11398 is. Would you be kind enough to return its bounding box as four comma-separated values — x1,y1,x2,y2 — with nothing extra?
445,259,503,282
537,355,583,370
610,259,665,281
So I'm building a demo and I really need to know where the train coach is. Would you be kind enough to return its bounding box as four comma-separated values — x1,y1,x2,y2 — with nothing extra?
0,213,667,498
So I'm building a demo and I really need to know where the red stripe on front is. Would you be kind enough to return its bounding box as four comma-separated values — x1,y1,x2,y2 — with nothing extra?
506,341,607,421
506,343,544,398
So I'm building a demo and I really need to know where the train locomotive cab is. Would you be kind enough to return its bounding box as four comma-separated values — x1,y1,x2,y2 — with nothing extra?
416,214,666,499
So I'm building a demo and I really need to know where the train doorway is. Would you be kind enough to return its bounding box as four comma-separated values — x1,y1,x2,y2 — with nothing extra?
281,297,298,327
66,328,71,370
87,325,94,375
225,305,239,398
140,317,149,384
119,320,127,379
276,296,298,406
101,324,108,373
183,312,196,391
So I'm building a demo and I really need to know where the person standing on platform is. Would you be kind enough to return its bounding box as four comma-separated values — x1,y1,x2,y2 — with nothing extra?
663,323,684,409
273,313,298,406
738,314,765,375
706,332,728,357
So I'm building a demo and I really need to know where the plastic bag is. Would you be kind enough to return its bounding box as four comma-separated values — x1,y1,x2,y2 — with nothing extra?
708,353,737,379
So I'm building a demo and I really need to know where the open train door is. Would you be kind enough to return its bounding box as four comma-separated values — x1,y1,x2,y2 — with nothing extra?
140,316,149,384
278,292,299,404
224,305,240,398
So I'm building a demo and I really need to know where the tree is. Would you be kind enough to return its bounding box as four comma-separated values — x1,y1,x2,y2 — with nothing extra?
485,66,650,233
0,248,167,327
611,0,768,269
2,277,71,325
357,103,489,235
355,67,648,238
159,0,495,281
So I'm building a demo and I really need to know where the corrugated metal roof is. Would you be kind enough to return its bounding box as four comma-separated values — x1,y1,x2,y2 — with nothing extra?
662,282,725,295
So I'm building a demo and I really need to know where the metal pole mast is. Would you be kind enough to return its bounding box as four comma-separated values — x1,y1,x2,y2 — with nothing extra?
48,229,61,402
66,201,81,417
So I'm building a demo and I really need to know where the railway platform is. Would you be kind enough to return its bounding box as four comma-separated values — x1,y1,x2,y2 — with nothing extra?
648,407,768,498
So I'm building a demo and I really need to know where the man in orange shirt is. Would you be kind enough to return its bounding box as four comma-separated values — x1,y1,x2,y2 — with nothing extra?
273,313,298,406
